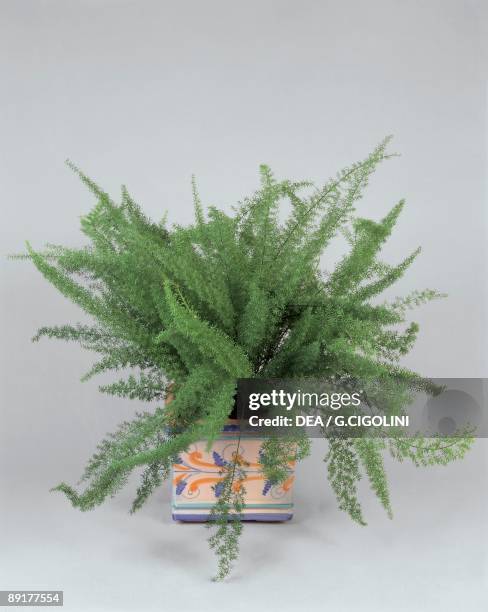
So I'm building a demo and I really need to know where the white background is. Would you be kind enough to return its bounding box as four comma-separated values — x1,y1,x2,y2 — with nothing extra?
1,1,487,610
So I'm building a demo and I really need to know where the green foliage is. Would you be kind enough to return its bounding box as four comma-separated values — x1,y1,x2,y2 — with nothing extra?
354,438,392,519
388,433,474,467
19,137,471,579
325,437,365,525
206,450,247,581
260,434,311,485
131,460,170,514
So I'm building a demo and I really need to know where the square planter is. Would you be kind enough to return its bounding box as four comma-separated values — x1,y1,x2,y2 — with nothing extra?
171,422,295,522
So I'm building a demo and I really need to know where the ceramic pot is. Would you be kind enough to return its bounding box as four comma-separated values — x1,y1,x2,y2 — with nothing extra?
171,421,295,521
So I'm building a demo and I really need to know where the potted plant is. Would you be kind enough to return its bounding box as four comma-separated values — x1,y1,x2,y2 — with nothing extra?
19,137,472,580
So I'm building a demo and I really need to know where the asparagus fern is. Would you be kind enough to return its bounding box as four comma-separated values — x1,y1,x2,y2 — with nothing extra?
17,137,472,579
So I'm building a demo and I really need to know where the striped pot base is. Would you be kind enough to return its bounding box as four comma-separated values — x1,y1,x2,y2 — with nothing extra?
171,422,294,522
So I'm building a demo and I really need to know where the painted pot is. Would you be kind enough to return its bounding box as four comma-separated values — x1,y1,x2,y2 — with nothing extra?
171,422,295,522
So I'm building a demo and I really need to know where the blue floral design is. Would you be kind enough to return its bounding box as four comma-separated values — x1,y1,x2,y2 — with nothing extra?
214,481,225,498
212,451,227,467
175,480,187,495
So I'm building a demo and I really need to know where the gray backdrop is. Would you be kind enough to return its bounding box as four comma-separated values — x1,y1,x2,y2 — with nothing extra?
1,1,487,611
